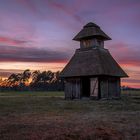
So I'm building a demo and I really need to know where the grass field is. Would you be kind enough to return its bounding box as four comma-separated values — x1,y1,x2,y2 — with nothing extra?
0,91,139,140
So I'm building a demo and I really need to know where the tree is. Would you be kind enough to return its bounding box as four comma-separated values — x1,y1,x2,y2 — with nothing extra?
30,70,54,90
3,69,64,91
32,70,41,84
8,73,21,86
21,69,31,85
7,69,31,90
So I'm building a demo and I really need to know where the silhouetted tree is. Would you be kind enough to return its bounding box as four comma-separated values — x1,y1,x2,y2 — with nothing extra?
1,69,64,91
8,73,21,86
21,69,31,83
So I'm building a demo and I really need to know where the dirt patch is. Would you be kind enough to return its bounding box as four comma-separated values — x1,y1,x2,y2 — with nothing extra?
0,124,124,140
0,115,124,140
93,127,123,140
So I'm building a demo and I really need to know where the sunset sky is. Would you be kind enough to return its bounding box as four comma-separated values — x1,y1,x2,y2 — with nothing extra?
0,0,140,88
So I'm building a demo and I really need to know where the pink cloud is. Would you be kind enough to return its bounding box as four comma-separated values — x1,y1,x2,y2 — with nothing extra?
0,36,27,46
107,42,140,88
0,8,36,45
107,42,140,66
47,1,84,23
15,0,82,30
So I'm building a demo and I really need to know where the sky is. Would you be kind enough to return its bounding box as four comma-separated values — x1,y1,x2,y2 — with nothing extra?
0,0,140,88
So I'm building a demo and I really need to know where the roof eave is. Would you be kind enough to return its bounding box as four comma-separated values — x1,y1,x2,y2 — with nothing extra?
73,35,112,41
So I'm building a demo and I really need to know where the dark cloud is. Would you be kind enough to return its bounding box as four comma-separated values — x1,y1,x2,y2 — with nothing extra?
0,45,70,62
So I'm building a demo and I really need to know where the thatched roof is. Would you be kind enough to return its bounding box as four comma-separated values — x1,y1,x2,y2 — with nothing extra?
60,48,128,78
73,22,111,41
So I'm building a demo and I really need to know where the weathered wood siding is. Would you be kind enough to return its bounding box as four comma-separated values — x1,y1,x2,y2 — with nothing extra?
116,79,121,97
65,78,81,99
90,78,98,98
100,78,108,98
100,77,121,99
108,77,120,98
109,78,120,98
64,77,120,100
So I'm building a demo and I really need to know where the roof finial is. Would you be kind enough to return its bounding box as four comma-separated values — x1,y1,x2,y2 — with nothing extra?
84,22,100,28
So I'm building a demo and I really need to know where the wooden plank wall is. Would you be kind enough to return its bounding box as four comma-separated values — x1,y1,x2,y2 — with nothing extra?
100,78,108,98
108,77,120,98
65,78,81,99
100,77,121,99
116,78,121,97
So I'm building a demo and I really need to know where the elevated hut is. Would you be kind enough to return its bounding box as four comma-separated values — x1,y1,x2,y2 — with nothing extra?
60,22,128,99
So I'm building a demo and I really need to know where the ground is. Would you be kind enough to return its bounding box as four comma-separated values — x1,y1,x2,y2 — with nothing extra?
0,91,139,140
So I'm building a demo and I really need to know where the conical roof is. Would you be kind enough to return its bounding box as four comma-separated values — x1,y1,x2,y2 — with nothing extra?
73,22,111,41
60,48,128,78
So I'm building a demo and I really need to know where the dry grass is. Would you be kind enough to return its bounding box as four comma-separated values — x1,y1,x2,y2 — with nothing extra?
0,91,139,140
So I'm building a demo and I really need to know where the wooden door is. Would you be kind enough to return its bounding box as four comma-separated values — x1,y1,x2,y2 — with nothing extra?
90,78,98,98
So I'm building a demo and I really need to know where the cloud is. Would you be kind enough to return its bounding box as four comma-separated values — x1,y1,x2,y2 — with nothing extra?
122,78,140,84
0,36,28,46
107,42,140,66
16,0,41,16
107,42,140,88
17,0,84,23
0,69,27,78
0,45,70,63
0,0,140,88
0,71,12,78
47,1,84,23
16,0,84,30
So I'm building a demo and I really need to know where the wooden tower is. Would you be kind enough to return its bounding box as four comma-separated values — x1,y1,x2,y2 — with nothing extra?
60,22,128,99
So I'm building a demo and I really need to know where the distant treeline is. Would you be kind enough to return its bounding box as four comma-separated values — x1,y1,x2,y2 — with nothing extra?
0,69,64,91
121,86,140,91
